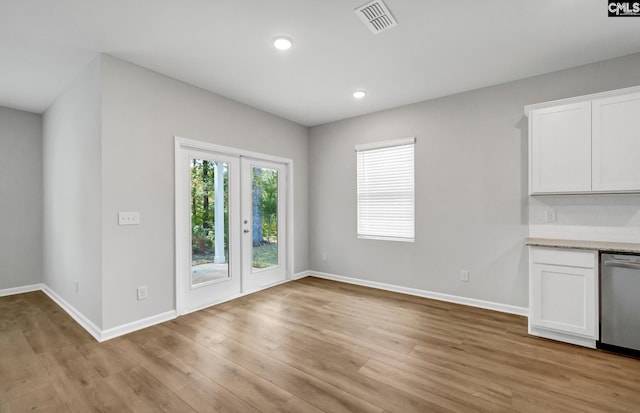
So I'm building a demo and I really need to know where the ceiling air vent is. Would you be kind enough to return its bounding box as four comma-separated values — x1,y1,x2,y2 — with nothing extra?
355,0,397,34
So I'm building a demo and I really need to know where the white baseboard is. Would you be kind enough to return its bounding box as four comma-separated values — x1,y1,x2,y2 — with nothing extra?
101,310,177,342
4,283,175,342
2,270,528,343
3,275,309,342
293,270,310,280
41,284,103,342
309,271,529,317
0,283,43,297
529,325,596,349
41,285,177,342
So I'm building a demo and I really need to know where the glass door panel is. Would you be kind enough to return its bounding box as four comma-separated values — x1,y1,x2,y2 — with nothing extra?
190,159,229,287
251,166,279,272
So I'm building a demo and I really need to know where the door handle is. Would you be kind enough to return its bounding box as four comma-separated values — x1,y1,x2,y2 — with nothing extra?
604,260,640,270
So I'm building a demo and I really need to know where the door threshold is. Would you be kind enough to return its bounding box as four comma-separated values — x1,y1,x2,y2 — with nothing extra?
181,277,291,315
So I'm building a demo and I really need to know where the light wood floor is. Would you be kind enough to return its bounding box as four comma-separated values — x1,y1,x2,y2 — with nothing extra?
2,277,640,413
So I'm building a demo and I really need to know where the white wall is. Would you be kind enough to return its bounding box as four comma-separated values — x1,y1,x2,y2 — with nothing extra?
42,57,102,327
100,55,309,329
309,52,640,308
0,107,42,290
529,194,640,243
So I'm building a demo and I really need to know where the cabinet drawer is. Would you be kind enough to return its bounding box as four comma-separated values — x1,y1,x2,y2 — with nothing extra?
531,247,596,268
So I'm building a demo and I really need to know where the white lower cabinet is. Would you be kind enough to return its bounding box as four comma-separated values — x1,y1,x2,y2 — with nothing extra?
529,247,598,347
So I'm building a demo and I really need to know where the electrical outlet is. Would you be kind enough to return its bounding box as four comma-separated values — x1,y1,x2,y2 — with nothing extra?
75,280,79,294
321,252,328,262
137,286,148,300
544,209,556,223
460,270,470,282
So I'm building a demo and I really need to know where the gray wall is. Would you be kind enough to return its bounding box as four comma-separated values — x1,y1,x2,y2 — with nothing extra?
309,52,640,308
0,107,42,290
100,55,309,329
43,57,102,327
530,194,640,243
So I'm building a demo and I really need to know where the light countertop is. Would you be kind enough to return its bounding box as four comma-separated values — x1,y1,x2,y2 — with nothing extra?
525,238,640,254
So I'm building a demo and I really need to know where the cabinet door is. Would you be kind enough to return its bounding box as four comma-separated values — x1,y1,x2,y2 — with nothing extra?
592,92,640,192
530,262,596,337
529,102,591,194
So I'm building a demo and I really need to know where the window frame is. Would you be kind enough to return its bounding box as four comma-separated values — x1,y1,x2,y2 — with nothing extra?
355,137,415,243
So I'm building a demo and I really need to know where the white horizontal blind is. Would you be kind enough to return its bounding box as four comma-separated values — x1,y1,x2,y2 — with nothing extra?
356,138,415,242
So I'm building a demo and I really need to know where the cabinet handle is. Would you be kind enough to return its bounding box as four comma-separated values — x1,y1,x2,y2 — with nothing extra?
604,260,640,270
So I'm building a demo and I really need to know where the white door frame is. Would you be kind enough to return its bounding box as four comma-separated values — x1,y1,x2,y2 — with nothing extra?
174,136,295,315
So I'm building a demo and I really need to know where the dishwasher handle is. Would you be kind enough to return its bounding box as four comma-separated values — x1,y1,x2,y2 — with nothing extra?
604,260,640,271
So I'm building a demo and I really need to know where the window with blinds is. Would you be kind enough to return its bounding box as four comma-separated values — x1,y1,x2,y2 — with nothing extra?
356,137,415,242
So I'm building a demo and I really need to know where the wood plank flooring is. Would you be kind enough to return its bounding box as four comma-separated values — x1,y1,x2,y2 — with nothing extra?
2,276,640,412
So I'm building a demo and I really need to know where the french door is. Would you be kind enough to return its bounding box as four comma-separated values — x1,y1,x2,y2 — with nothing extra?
241,158,287,292
175,140,288,314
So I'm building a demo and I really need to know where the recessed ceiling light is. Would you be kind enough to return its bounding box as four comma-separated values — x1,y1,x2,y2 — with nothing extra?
353,90,367,99
272,36,293,51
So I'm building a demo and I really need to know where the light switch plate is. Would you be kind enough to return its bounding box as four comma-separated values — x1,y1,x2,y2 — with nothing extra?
118,211,140,225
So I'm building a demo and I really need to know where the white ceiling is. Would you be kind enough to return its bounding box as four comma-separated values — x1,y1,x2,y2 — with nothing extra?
2,0,640,126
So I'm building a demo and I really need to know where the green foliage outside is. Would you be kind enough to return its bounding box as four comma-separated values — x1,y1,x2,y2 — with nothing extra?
255,168,278,243
191,160,228,257
252,243,278,269
251,167,278,268
190,161,278,268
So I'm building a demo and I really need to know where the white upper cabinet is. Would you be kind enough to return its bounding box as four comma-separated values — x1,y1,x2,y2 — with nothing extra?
527,86,640,195
592,92,640,192
529,102,591,194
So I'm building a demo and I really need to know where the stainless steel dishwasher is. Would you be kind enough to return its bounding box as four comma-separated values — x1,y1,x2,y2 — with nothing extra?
598,253,640,355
